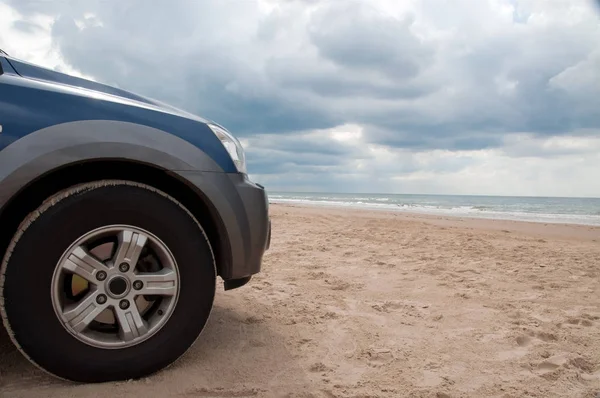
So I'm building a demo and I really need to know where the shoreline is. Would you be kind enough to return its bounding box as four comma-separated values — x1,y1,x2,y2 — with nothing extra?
270,202,600,241
269,199,600,228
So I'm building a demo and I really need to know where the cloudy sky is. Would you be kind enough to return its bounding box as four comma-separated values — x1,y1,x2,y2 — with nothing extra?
1,0,599,197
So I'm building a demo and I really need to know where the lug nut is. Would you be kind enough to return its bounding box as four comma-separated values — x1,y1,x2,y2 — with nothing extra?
119,263,130,273
96,294,107,304
96,271,107,281
157,310,164,316
133,280,143,290
119,299,130,309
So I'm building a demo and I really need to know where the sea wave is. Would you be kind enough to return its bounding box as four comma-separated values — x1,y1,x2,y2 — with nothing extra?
269,197,600,226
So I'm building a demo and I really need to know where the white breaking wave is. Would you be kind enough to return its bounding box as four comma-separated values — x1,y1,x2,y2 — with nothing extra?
269,196,600,226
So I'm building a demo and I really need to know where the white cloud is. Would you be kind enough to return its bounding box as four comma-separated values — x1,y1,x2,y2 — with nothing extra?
0,3,93,78
2,0,599,196
253,136,600,197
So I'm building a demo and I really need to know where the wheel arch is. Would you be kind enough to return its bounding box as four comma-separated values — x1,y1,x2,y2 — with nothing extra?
0,159,232,278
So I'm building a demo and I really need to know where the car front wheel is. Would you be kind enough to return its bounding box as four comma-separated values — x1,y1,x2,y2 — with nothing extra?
0,180,216,382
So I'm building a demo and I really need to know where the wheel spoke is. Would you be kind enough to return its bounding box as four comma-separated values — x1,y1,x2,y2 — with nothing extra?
114,304,148,341
63,292,106,333
52,224,180,348
135,268,178,296
61,246,108,282
113,230,147,267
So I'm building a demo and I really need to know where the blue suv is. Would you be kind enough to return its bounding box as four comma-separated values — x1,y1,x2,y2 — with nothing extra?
0,50,270,382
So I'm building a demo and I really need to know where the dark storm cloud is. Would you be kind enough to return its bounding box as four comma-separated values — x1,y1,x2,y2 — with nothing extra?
251,135,357,156
265,58,436,100
5,0,600,162
307,2,433,80
365,125,506,151
179,81,342,136
243,129,368,175
248,157,345,175
246,148,351,174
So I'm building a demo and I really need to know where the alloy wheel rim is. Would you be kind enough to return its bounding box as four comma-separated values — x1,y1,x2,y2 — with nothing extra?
50,225,180,349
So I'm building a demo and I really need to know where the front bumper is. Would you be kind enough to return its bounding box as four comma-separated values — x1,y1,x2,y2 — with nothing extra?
176,171,270,283
266,218,271,250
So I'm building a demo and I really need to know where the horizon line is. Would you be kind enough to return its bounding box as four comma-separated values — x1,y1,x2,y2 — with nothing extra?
266,190,600,200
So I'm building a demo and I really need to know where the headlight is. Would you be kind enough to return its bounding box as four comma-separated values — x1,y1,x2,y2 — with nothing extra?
208,123,247,174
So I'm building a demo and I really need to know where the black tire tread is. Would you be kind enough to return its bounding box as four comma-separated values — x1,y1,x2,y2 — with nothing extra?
0,179,216,382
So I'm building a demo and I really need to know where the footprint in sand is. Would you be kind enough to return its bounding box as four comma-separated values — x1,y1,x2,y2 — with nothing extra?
371,301,405,313
564,317,594,327
321,311,340,320
516,330,558,346
307,271,328,280
308,362,330,373
569,357,596,373
534,353,569,377
536,332,558,342
532,354,595,377
537,361,560,373
583,313,600,320
507,331,559,360
360,348,394,367
516,335,531,347
323,278,363,291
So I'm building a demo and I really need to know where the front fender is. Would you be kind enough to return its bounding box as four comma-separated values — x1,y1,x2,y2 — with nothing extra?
0,120,224,209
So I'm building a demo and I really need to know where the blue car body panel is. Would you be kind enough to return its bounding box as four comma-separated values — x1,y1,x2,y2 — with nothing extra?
0,55,236,172
0,53,270,283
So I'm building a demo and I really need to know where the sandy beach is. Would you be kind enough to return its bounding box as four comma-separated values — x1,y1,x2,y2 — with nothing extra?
1,203,599,398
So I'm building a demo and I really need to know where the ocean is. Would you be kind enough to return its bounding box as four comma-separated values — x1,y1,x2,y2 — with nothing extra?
268,192,600,226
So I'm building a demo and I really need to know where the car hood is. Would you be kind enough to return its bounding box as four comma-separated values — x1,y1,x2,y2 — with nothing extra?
4,55,213,125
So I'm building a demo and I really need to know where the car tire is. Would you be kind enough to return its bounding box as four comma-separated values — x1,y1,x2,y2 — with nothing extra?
0,180,216,383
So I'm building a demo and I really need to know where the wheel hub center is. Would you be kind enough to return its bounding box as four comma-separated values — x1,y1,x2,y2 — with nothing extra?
107,276,130,298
